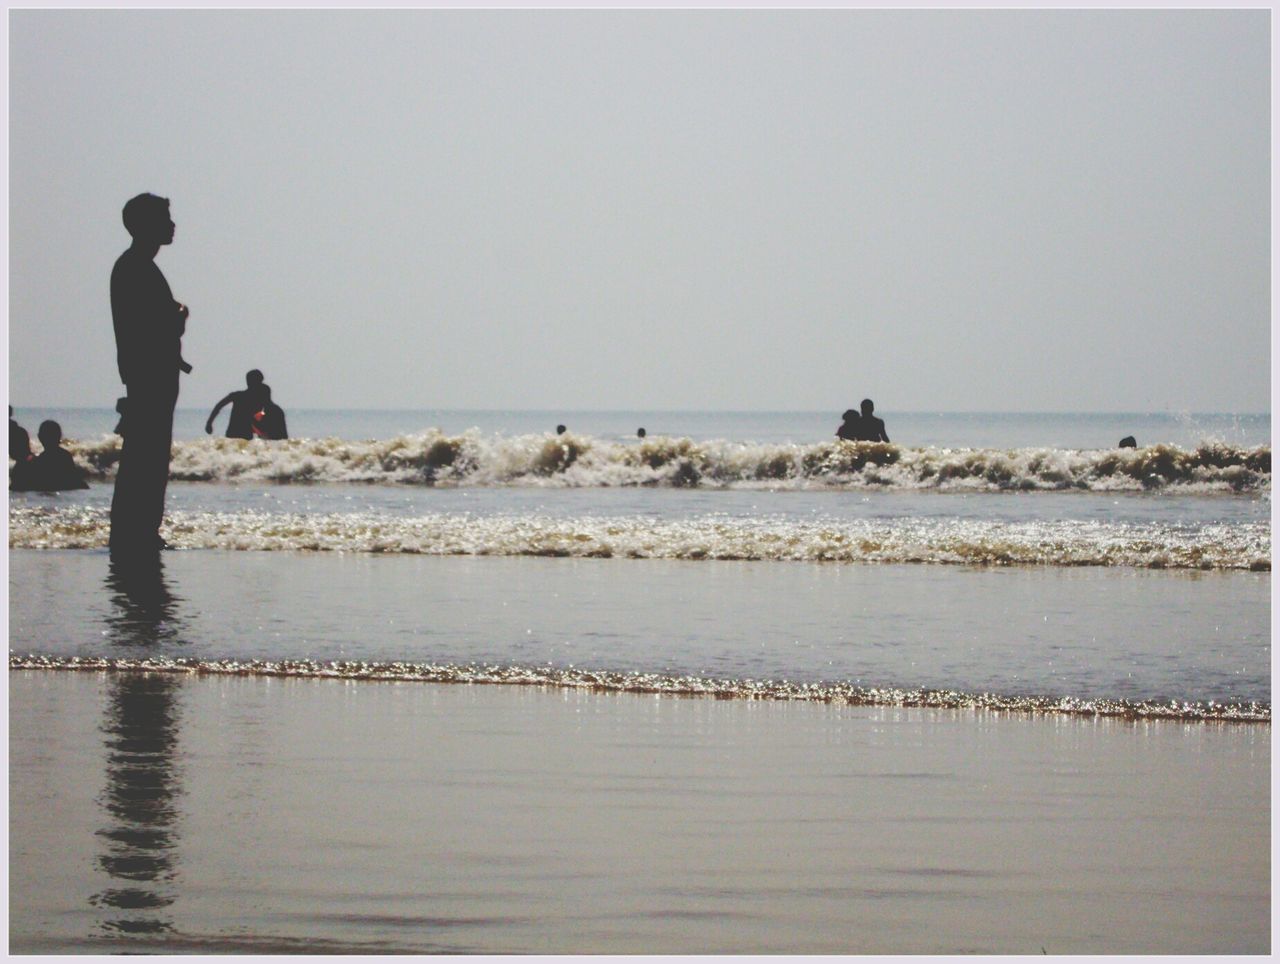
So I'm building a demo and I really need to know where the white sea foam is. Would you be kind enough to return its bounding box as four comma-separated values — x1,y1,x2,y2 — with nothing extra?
9,505,1269,570
10,655,1269,722
64,431,1271,492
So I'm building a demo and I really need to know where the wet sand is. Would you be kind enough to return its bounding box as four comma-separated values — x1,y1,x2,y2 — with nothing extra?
9,669,1269,954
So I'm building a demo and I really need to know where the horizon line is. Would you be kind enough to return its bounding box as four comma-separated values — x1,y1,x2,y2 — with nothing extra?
10,405,1272,417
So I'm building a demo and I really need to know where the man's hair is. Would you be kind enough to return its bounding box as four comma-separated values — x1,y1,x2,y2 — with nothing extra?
37,420,62,447
122,193,170,238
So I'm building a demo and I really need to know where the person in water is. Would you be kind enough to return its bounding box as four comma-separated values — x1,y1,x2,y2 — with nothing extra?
205,370,267,439
108,193,191,555
835,408,862,441
10,406,32,462
13,420,89,491
250,385,289,440
10,406,35,489
855,399,889,442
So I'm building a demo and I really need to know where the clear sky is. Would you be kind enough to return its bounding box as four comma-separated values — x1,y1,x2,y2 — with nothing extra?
7,9,1271,413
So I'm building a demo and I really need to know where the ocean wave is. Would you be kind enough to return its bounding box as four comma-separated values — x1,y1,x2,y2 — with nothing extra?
61,432,1271,493
9,506,1269,570
10,655,1268,723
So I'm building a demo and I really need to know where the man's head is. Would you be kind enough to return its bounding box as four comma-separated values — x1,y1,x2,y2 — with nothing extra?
860,399,875,416
37,420,62,449
122,193,175,245
246,370,265,388
842,409,858,421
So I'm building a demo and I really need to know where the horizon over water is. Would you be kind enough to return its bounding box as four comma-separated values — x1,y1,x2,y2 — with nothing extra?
12,405,1271,450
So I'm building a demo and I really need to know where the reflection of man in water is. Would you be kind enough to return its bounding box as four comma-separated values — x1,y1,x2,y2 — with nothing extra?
109,194,190,556
205,370,266,439
94,556,184,936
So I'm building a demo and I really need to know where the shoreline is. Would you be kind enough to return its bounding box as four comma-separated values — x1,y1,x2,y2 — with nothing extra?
9,655,1271,723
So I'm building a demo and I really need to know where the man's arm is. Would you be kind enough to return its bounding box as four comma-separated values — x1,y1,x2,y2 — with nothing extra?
205,394,235,434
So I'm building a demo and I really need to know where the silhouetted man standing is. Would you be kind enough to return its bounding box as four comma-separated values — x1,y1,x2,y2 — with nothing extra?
109,193,190,555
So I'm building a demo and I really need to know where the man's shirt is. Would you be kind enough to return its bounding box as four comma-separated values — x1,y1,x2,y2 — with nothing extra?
111,248,185,386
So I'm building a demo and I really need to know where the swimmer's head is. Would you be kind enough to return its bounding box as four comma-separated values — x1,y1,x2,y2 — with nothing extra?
246,369,265,388
842,409,857,421
37,420,62,448
556,424,566,435
860,399,875,415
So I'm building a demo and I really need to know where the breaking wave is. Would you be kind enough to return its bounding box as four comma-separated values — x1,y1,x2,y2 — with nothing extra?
9,506,1269,570
10,655,1268,723
62,432,1271,493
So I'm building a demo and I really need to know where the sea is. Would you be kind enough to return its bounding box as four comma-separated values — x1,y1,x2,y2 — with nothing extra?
8,407,1272,952
9,407,1271,712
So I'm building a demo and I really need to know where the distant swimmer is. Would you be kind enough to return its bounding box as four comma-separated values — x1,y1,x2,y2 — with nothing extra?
10,406,32,462
835,409,862,441
205,370,267,439
556,424,567,435
12,420,89,491
250,385,289,440
637,427,647,438
1118,436,1137,449
855,399,889,443
9,406,34,489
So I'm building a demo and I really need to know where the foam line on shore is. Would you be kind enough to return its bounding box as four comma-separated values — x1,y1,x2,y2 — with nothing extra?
8,506,1270,571
10,655,1270,723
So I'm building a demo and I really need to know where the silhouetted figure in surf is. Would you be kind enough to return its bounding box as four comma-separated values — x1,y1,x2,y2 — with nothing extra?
10,406,32,462
637,427,647,438
12,420,89,491
835,408,862,441
109,193,191,556
854,399,889,442
250,385,289,440
9,406,36,490
1118,436,1137,449
556,424,566,435
205,369,267,439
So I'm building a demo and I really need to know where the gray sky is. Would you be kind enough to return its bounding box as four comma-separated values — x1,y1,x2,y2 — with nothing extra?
7,9,1271,413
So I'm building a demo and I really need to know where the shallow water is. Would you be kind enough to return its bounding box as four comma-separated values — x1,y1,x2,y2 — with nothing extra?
9,671,1269,954
8,550,1270,708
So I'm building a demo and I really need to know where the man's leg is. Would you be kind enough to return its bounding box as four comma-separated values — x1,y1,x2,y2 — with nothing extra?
109,378,178,554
